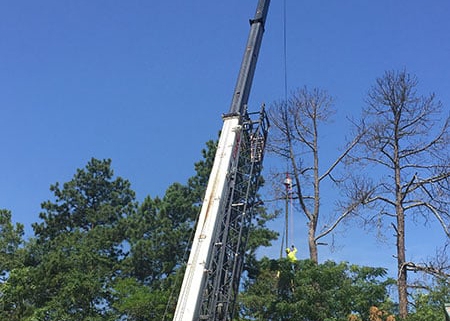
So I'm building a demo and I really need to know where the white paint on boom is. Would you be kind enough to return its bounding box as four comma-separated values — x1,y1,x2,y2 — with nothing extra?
173,116,241,321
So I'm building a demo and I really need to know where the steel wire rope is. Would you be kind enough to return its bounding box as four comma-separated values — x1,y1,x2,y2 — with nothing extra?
283,0,293,250
278,0,292,259
282,0,288,103
289,178,294,247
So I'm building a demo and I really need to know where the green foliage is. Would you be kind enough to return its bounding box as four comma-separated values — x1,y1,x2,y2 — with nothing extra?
3,158,137,321
0,209,24,281
0,266,35,321
187,139,217,204
112,278,169,321
0,210,29,320
124,182,198,286
406,278,450,321
239,258,396,321
34,158,135,242
114,140,219,319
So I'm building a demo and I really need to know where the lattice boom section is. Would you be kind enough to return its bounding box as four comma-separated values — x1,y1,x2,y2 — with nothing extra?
198,107,269,321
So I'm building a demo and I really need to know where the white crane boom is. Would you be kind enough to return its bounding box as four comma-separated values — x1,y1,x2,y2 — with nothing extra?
173,1,270,320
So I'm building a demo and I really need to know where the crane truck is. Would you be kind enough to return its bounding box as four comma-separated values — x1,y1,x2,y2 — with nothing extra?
172,1,271,320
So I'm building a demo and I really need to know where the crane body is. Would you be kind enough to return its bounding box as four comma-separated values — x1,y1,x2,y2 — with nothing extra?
173,1,270,320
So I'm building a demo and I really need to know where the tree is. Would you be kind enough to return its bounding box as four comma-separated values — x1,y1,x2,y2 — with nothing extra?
118,182,199,321
0,209,24,282
347,306,397,321
26,158,136,320
238,258,395,321
349,70,450,318
125,183,198,285
268,87,364,262
0,209,28,320
112,277,170,321
187,139,218,205
118,141,215,321
405,274,450,321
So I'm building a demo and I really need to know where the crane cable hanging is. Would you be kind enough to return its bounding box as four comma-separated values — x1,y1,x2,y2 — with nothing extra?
279,0,293,259
279,171,294,259
285,172,294,248
282,0,288,103
283,0,296,257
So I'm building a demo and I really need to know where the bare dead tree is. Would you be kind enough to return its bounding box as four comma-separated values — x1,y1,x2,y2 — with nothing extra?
267,87,364,263
348,70,450,319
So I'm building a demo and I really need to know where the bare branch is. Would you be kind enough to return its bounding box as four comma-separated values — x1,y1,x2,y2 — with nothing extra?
402,261,450,279
391,223,398,235
365,195,397,207
407,171,450,195
404,201,450,237
315,201,358,241
401,125,448,159
401,173,417,202
319,130,365,182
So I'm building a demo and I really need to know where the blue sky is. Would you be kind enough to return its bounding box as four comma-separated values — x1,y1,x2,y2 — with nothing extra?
1,1,449,273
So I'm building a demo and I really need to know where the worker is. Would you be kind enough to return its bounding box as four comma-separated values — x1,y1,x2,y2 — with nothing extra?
286,245,297,262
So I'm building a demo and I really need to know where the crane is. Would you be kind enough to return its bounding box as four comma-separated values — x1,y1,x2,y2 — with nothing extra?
172,1,270,320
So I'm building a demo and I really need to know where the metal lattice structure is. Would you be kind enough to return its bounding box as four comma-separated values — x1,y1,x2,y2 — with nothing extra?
198,108,269,321
172,1,270,320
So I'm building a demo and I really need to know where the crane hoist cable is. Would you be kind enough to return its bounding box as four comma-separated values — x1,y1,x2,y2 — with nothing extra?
279,171,294,259
282,0,288,103
285,172,294,247
278,0,291,260
289,176,294,247
279,226,285,259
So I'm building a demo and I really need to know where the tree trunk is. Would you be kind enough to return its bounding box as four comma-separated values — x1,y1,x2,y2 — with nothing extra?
394,120,408,319
308,220,318,263
397,207,408,319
